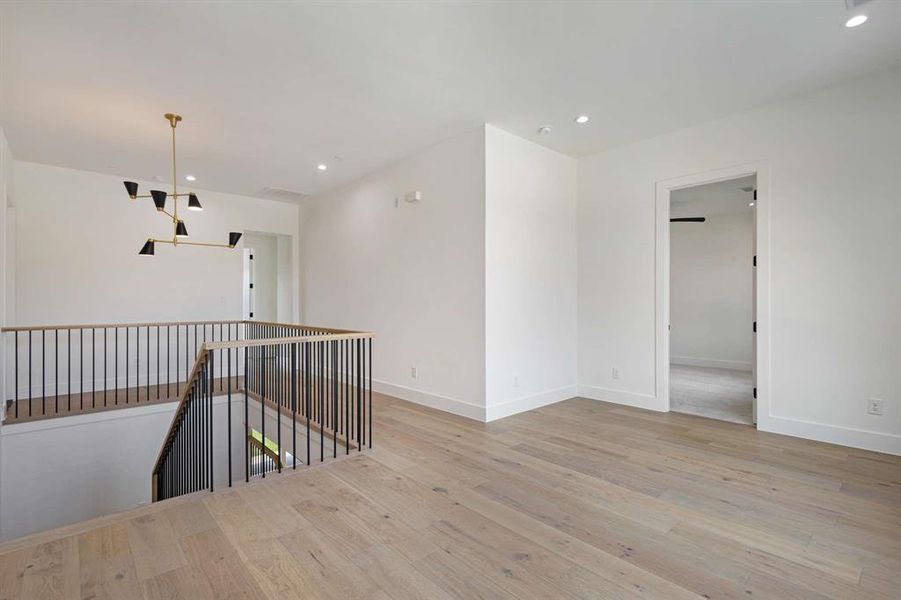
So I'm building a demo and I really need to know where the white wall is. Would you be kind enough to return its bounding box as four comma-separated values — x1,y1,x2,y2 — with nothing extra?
13,161,300,326
0,396,245,541
0,128,11,538
670,211,753,371
578,68,901,454
302,128,487,419
484,126,577,420
0,130,12,417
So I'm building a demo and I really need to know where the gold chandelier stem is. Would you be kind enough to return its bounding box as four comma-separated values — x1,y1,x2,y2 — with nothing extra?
171,122,178,243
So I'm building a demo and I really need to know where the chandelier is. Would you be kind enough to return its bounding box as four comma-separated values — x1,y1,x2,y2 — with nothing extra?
122,113,241,255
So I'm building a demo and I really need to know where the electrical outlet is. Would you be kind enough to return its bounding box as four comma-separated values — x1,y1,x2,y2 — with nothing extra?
411,366,417,379
867,398,884,416
612,367,621,380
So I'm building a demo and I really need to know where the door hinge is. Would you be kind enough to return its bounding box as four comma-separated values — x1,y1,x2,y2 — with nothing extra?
753,387,757,399
249,312,254,318
753,189,757,200
249,283,254,289
249,254,254,260
753,255,757,267
753,321,757,333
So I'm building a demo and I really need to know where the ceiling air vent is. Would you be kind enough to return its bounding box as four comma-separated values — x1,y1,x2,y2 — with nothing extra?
257,187,309,203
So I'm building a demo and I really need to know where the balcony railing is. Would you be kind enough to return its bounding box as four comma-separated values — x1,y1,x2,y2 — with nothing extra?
1,319,245,422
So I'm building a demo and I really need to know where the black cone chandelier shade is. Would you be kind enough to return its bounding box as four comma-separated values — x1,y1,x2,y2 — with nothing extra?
187,193,203,211
151,190,167,211
122,113,240,256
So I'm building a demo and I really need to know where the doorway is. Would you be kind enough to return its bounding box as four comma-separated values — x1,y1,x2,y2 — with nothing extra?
655,163,771,428
241,231,295,323
668,175,755,424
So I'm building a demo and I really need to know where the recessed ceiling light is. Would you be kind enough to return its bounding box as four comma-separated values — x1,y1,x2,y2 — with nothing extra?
317,164,328,171
575,115,590,124
185,174,196,181
537,125,553,135
845,14,867,27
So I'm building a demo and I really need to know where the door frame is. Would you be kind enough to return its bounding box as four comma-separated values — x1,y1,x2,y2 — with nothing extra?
654,162,771,428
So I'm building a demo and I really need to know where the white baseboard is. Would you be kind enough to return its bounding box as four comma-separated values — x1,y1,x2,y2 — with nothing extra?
485,385,577,422
671,355,752,371
578,384,664,412
372,379,485,421
760,414,901,456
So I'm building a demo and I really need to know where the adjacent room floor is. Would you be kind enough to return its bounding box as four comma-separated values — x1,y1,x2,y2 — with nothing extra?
1,393,899,599
670,363,754,425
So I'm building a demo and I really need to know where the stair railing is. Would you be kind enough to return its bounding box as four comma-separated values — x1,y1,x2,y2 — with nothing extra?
151,328,373,502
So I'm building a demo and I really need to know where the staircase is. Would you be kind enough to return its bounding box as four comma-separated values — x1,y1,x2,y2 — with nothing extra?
1,320,373,503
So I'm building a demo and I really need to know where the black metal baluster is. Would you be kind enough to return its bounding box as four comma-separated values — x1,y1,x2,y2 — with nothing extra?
228,346,232,487
167,326,171,398
103,328,107,406
114,328,118,405
357,338,362,450
68,329,72,411
291,342,297,469
28,330,32,417
261,343,266,478
333,340,338,458
368,336,372,448
345,338,350,454
91,328,95,408
320,340,325,461
276,343,281,474
156,325,160,400
305,342,311,465
125,327,129,405
55,329,59,413
209,351,214,492
244,345,249,483
14,331,18,418
146,325,150,402
41,329,45,415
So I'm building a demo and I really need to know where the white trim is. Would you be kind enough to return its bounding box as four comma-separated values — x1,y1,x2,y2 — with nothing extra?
372,379,485,421
578,384,663,412
655,162,771,426
485,385,577,422
762,415,901,456
670,355,752,372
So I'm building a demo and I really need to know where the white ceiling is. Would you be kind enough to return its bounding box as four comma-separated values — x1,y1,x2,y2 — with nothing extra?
671,175,756,217
2,1,900,199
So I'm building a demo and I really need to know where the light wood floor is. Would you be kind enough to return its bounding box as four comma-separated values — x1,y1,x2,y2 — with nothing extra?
670,364,753,425
1,393,899,599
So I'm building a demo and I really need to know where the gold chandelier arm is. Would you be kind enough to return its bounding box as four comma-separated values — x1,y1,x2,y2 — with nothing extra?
153,238,234,249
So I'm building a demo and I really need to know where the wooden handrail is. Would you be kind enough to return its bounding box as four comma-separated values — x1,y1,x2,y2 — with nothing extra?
1,319,244,332
1,319,358,333
206,331,373,350
151,348,210,478
248,433,282,469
